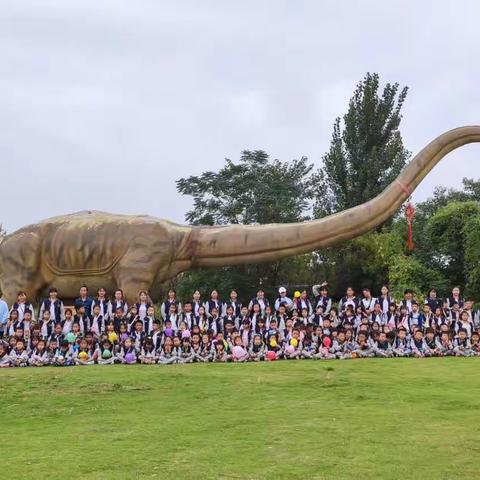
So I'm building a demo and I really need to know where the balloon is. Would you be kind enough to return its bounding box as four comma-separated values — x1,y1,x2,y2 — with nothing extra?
181,330,191,339
78,351,88,361
232,345,246,359
269,338,277,348
285,345,295,355
266,351,277,361
57,355,64,362
125,352,136,364
66,332,76,343
164,328,173,337
291,338,298,348
294,291,301,298
108,332,118,343
102,349,112,359
120,333,129,342
323,336,331,348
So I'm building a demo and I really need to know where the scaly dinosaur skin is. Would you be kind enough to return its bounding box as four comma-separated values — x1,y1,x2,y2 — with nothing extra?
0,126,479,303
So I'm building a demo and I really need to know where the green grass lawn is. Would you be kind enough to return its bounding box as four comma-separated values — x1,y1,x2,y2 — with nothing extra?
1,358,480,480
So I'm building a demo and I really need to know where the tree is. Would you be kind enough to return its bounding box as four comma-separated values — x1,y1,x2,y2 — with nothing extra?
314,72,410,217
174,151,317,300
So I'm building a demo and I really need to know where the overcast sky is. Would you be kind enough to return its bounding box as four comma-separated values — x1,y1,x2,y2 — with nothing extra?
2,0,479,233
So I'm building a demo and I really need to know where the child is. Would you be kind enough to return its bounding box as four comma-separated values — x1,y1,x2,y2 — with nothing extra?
171,336,183,363
212,340,228,362
40,310,54,339
139,337,157,364
9,339,29,366
352,332,374,358
119,337,138,364
453,328,474,357
179,333,194,364
143,305,157,336
90,304,104,337
54,340,74,366
158,337,177,365
75,338,95,365
284,328,303,360
248,334,265,361
96,339,115,365
313,336,336,360
424,328,438,356
190,333,204,362
374,332,393,358
392,328,411,357
0,343,10,367
61,309,74,335
231,336,249,362
436,332,453,356
410,330,428,358
73,306,90,335
180,302,195,330
195,306,209,334
199,334,212,362
131,320,145,350
165,303,179,332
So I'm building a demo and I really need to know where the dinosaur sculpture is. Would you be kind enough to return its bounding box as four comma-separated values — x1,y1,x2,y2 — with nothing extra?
0,126,479,303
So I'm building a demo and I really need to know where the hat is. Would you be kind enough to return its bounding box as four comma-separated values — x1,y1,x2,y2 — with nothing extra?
279,287,286,294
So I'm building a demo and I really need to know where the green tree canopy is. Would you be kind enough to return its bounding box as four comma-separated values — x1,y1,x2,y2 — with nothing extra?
314,72,410,217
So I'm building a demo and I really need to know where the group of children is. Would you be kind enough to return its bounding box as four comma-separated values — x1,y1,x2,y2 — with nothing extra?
0,283,479,368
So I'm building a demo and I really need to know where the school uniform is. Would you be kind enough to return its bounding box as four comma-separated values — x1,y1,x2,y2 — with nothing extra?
9,347,29,366
204,299,222,317
180,312,195,330
360,296,377,315
40,320,54,340
453,337,474,356
374,340,393,358
73,315,89,334
139,345,157,364
224,300,242,318
0,351,11,367
338,296,359,313
376,296,394,315
11,302,35,322
248,343,265,361
89,315,104,336
74,297,93,317
160,299,182,319
248,297,269,316
314,295,332,316
108,300,128,319
133,302,149,321
392,337,411,357
425,297,442,312
39,298,65,323
29,348,49,366
410,338,429,357
293,298,313,316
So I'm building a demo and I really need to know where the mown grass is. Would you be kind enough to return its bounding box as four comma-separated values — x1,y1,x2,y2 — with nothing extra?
1,358,480,479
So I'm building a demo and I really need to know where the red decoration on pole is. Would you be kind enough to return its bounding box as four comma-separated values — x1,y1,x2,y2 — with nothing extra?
405,203,415,250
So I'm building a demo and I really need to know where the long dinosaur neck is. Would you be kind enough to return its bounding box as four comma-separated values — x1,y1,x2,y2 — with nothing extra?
190,126,480,267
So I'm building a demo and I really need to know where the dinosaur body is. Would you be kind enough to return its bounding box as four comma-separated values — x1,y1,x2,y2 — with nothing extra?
1,126,479,303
